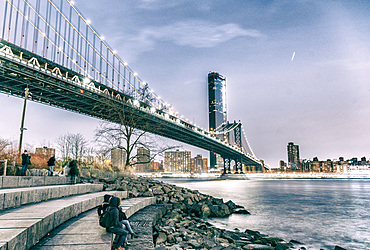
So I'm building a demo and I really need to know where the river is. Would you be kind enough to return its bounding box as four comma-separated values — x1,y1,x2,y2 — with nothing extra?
162,178,370,250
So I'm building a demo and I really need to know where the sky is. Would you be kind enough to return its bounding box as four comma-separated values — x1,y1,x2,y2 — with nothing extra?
2,0,370,168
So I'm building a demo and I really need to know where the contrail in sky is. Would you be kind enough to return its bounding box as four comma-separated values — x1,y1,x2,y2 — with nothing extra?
291,51,295,62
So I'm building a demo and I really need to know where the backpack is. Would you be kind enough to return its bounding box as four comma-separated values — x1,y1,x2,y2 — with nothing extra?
99,209,113,228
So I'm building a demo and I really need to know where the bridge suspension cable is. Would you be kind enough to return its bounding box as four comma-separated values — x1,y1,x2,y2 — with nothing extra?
241,125,256,158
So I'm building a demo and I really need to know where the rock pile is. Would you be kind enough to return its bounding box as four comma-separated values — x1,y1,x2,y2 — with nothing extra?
96,175,250,218
153,204,296,249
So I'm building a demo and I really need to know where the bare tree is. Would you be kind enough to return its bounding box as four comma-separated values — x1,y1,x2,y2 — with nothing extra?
0,138,26,164
0,138,10,155
56,134,72,159
56,133,88,160
94,90,179,172
70,133,88,160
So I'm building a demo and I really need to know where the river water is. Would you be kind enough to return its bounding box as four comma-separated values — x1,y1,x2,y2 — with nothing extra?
162,178,370,250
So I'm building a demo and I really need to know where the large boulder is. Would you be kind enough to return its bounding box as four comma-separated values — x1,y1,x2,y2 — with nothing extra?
162,185,172,194
213,197,224,205
152,186,164,195
201,204,211,218
184,197,194,207
142,189,154,197
233,208,250,215
226,200,237,210
209,204,231,217
155,232,167,245
189,203,202,216
129,187,139,197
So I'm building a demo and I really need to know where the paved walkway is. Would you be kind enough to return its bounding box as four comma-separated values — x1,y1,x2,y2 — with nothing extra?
0,190,126,250
32,200,169,250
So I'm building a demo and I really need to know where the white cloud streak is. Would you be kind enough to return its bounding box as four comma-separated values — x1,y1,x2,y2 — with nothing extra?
138,0,184,10
132,20,262,50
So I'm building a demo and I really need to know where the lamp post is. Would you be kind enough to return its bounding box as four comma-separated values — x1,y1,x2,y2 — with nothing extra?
18,88,29,158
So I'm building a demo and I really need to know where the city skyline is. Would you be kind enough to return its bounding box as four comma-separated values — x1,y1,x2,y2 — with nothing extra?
1,1,370,167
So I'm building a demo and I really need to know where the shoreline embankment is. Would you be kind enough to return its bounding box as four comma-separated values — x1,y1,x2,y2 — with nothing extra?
82,174,347,250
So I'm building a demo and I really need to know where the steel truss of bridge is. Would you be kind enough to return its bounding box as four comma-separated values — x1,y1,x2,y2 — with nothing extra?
0,40,263,171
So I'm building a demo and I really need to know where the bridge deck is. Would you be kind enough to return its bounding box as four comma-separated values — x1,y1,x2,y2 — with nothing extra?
0,39,262,169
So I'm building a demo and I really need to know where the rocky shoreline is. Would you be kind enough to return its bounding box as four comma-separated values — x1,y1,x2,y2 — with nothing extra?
81,175,346,250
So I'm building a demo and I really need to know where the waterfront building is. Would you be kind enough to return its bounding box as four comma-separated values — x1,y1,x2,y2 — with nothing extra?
279,160,287,171
35,147,55,157
149,160,164,172
191,154,205,173
202,158,208,172
164,150,191,173
79,154,105,165
111,147,126,171
287,142,300,170
321,159,334,172
136,147,150,173
300,159,311,172
310,157,320,172
208,72,227,169
274,155,370,174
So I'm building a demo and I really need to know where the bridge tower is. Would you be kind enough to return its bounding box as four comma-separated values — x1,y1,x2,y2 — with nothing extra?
233,122,243,173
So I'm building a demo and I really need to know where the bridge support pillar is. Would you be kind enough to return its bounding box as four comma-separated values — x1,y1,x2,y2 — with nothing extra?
235,159,243,174
223,158,231,174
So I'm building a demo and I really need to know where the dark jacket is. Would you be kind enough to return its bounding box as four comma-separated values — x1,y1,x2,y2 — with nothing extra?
107,196,122,228
21,153,31,165
69,160,78,176
97,194,112,217
47,156,55,166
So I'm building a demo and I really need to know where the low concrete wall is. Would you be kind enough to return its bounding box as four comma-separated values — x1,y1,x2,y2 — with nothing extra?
0,176,79,189
121,197,157,218
0,183,104,211
0,191,127,250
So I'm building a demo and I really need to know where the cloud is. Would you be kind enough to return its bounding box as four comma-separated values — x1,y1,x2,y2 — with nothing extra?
138,0,184,10
132,20,262,50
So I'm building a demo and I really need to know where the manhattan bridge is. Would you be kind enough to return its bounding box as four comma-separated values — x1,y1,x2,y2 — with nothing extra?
0,0,265,173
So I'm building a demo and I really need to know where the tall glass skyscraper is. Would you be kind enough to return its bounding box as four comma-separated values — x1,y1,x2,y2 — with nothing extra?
287,142,300,170
208,72,227,168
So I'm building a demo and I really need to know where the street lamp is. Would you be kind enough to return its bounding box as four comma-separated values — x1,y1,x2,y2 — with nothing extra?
18,88,29,158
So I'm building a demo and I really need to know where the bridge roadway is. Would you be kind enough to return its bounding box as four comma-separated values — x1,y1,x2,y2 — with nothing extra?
0,40,262,169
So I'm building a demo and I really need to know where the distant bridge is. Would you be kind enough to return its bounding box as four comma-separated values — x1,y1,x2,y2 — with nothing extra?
0,0,263,172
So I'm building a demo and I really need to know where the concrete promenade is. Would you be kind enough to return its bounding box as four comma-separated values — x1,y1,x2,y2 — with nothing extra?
0,176,166,250
32,197,161,250
0,176,127,250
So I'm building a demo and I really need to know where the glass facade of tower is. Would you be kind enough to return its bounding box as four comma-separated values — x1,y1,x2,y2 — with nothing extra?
287,142,300,170
208,72,227,131
208,72,227,168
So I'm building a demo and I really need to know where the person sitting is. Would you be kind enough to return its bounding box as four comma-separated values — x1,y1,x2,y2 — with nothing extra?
98,194,112,217
98,195,138,239
106,196,129,250
118,205,138,239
